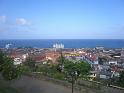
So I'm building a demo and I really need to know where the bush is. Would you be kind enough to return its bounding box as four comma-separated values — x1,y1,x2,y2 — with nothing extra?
0,51,24,80
53,72,65,80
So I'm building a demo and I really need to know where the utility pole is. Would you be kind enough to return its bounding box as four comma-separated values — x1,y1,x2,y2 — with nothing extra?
70,71,75,93
60,48,64,72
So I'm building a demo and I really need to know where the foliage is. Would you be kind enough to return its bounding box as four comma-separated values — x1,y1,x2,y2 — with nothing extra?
36,64,58,76
0,51,22,80
118,71,124,87
76,61,91,77
40,64,51,75
16,65,31,75
35,56,91,81
53,72,65,80
24,57,36,72
0,51,6,71
2,59,19,80
58,52,65,65
64,60,91,80
35,63,66,80
57,55,69,72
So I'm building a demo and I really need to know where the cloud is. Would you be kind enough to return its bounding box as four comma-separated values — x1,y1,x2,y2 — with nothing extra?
16,18,31,25
0,15,6,23
0,16,35,34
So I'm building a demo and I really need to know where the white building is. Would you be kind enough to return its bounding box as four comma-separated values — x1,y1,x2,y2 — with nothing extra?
109,61,117,65
13,54,28,65
53,43,64,49
14,58,22,65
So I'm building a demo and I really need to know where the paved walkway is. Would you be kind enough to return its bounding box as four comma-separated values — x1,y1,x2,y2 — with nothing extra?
10,76,80,93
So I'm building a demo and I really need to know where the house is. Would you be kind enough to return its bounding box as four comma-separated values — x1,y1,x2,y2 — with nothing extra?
109,61,117,65
99,70,112,79
45,51,60,64
29,53,46,63
9,53,28,65
14,58,22,65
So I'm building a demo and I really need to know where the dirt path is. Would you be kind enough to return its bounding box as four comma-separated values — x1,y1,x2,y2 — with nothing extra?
10,76,81,93
8,76,124,93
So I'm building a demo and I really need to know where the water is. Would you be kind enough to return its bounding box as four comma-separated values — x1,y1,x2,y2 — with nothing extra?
0,39,124,48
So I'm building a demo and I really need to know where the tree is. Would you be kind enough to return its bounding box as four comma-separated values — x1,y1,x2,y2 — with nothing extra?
24,57,36,72
0,51,7,71
0,51,22,80
64,60,91,79
64,60,91,93
57,52,65,72
118,71,124,87
76,61,91,78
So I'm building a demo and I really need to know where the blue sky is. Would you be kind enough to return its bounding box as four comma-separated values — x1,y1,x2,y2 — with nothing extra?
0,0,124,39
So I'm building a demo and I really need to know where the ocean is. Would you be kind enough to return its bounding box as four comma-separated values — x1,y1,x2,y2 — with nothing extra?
0,39,124,48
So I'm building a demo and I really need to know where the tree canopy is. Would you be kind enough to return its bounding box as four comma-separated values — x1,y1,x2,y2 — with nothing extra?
0,51,22,80
118,71,124,87
24,57,36,72
64,59,91,79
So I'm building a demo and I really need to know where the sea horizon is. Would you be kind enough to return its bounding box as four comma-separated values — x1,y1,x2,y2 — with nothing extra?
0,39,124,40
0,39,124,48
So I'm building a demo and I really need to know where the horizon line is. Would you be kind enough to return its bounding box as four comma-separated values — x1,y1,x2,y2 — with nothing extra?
0,39,124,40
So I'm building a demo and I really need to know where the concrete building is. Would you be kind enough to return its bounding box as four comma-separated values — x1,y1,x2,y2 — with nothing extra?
121,48,124,57
14,58,22,65
109,60,117,65
53,43,64,49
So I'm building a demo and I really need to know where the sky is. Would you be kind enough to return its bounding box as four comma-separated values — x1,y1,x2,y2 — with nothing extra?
0,0,124,39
